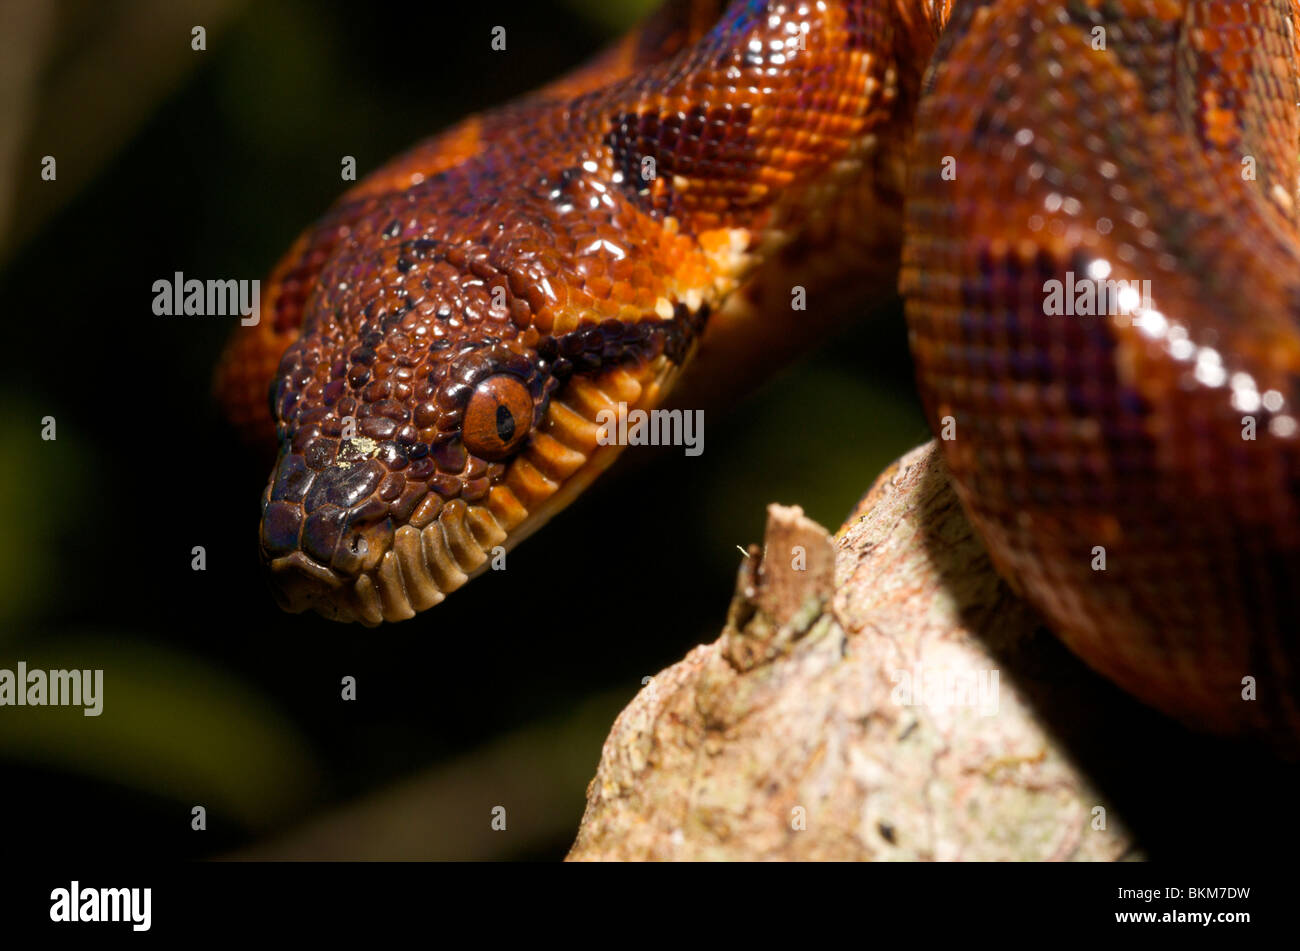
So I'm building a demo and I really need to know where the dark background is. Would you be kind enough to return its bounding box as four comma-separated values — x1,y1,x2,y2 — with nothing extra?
0,0,924,860
11,0,1292,866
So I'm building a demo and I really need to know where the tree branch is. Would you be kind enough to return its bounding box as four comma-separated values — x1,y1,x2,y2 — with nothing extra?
569,441,1164,860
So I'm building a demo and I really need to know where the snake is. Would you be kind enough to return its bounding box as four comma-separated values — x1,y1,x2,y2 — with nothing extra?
214,0,1300,747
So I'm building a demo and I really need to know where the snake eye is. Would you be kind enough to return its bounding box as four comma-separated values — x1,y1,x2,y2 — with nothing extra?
463,374,533,459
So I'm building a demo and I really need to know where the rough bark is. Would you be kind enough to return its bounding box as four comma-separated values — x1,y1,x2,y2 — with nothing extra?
568,441,1156,860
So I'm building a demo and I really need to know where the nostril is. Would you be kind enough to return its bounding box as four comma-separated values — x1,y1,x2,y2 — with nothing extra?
349,534,367,557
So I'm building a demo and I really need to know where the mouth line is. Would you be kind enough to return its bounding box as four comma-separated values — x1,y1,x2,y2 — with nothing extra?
266,351,685,626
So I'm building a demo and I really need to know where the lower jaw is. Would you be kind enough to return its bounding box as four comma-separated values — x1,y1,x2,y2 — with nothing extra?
272,352,683,626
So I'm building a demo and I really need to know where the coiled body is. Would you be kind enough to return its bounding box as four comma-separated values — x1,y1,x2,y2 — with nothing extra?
216,0,1300,744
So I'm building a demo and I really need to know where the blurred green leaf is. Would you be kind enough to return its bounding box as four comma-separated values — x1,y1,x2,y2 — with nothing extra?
0,635,319,831
0,395,86,629
559,0,658,32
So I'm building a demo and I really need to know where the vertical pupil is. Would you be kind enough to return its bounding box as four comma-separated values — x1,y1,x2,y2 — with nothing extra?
495,402,516,443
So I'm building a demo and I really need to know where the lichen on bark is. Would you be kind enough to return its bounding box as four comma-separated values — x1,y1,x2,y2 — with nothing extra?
568,442,1146,861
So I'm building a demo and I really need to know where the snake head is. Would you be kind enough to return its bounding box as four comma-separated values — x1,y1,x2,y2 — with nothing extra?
218,0,893,626
253,208,699,625
261,324,548,624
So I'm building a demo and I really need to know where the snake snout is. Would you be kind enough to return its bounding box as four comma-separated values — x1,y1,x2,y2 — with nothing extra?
265,550,347,619
256,436,520,625
258,444,399,622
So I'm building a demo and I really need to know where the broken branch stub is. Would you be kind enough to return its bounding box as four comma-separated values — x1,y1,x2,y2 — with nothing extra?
568,441,1152,860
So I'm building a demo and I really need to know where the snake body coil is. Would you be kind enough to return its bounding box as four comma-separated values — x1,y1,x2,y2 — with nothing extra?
215,0,1300,745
